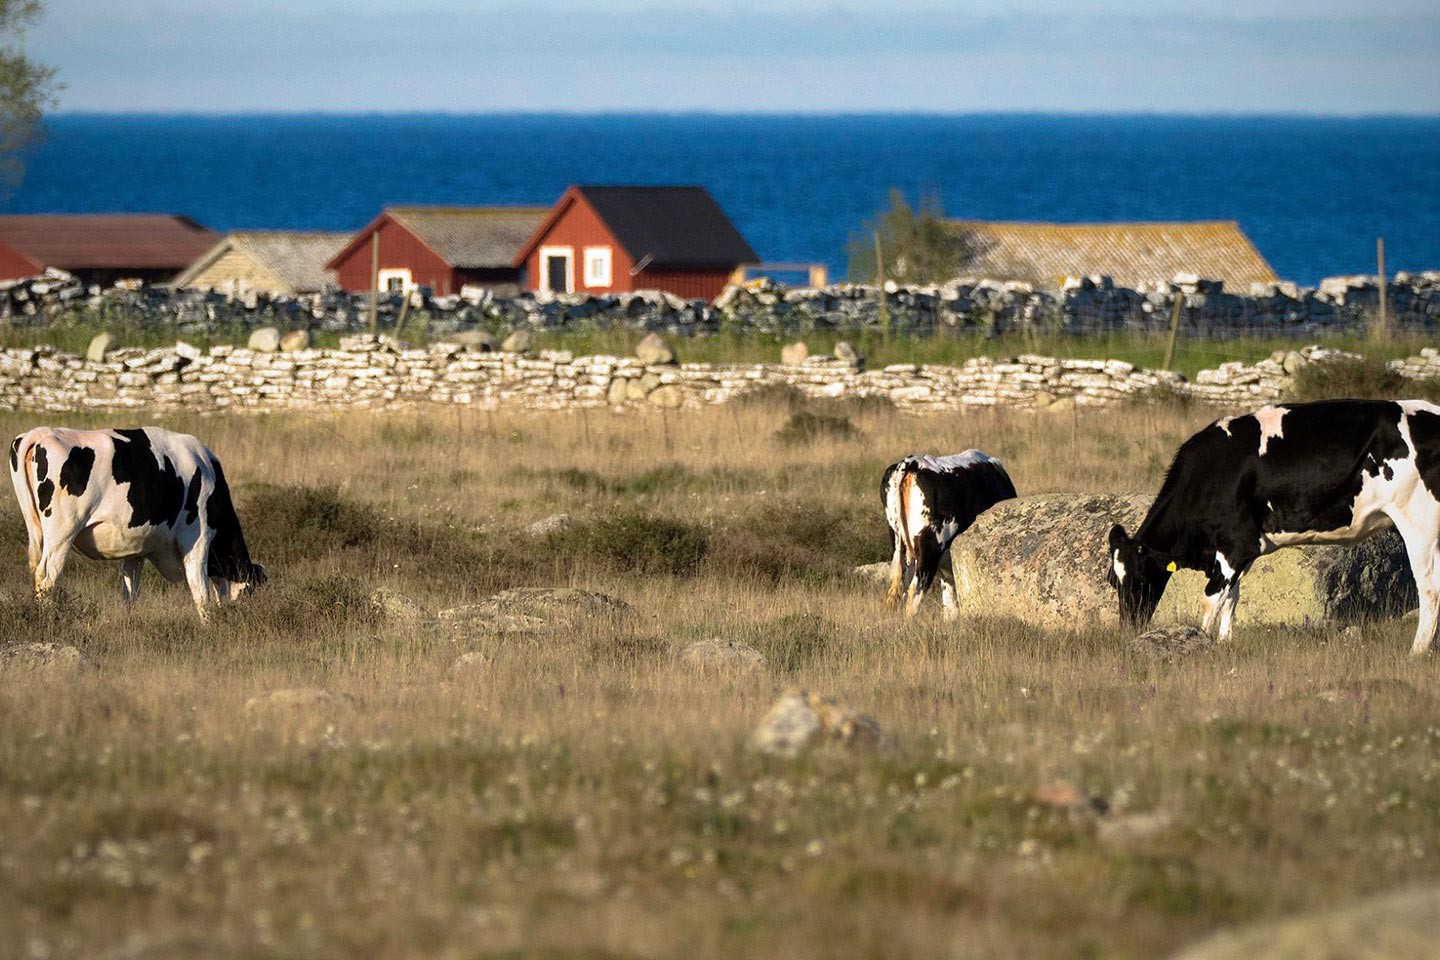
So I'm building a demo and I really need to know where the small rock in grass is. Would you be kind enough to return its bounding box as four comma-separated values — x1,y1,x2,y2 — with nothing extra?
751,689,885,756
0,642,92,677
369,587,426,623
679,638,766,672
1129,624,1215,662
850,561,892,585
525,513,572,537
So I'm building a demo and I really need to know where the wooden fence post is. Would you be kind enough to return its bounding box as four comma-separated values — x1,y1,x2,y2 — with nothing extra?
1372,236,1389,342
1161,291,1184,372
368,232,380,333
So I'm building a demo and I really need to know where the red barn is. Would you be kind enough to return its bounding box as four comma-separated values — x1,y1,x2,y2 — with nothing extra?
513,186,757,301
0,214,218,285
326,206,549,297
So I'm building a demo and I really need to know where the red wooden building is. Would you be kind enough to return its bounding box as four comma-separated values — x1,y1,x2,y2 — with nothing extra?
0,214,218,285
326,206,549,296
513,186,757,301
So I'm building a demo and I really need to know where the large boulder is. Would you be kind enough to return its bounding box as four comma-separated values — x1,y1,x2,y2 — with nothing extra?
440,587,632,638
1170,885,1440,960
948,493,1416,630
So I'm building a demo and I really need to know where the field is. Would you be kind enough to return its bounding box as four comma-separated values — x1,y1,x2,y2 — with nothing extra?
2,396,1439,960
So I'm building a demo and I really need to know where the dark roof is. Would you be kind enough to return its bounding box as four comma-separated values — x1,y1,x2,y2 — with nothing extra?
949,220,1278,289
573,186,757,267
327,206,549,272
0,214,219,271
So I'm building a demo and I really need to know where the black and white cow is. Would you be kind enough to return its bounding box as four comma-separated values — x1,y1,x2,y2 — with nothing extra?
1108,399,1440,654
9,426,265,619
881,450,1017,618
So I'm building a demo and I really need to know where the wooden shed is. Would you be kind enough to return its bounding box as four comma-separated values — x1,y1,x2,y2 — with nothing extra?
172,231,349,295
949,220,1278,290
0,214,218,285
326,206,549,297
513,186,758,301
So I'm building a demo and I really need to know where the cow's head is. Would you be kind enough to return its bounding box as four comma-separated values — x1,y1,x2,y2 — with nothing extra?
211,561,267,602
1106,524,1171,626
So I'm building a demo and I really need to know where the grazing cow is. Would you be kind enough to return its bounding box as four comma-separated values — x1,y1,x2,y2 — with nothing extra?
9,426,265,619
881,450,1017,618
1108,400,1440,654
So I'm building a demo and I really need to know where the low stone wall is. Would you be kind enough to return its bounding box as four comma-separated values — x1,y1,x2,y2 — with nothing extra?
2,337,1435,416
3,268,1439,338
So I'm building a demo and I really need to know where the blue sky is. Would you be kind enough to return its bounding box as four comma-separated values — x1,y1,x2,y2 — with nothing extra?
30,0,1440,113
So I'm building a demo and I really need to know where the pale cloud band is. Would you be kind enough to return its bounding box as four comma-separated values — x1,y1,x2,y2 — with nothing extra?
31,4,1440,113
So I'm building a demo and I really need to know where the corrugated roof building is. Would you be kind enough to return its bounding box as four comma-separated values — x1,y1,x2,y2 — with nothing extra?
0,214,219,285
172,231,350,295
326,206,550,296
949,220,1278,289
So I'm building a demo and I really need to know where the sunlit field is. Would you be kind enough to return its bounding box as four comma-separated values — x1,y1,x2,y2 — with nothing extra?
2,397,1438,960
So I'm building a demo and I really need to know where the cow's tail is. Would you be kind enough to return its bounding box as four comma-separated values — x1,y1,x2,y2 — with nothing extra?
10,430,46,572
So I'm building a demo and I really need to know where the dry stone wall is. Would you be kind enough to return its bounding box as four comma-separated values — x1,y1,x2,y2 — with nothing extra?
2,337,1435,417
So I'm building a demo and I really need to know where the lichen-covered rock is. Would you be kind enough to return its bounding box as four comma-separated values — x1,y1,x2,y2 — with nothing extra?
679,638,766,672
635,332,676,365
369,587,426,623
440,587,632,638
751,689,886,756
0,642,92,677
524,513,572,537
1129,624,1215,661
1170,885,1440,960
951,493,1416,630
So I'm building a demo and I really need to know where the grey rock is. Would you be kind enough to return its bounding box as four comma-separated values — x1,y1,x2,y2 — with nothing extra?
441,587,633,638
635,332,676,365
781,340,809,365
524,513,572,537
679,638,766,671
1281,350,1308,375
453,330,498,352
1170,885,1440,960
1129,624,1215,662
647,385,684,409
369,587,426,623
0,642,91,677
247,326,281,353
174,340,202,361
86,332,113,362
500,329,535,354
833,341,862,365
279,329,311,352
751,689,886,757
606,377,630,405
850,561,893,585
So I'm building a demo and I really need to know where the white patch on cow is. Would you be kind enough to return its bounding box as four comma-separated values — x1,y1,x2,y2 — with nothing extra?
1254,405,1288,456
1112,549,1127,584
1215,552,1235,580
910,449,997,474
1214,416,1234,436
904,479,929,547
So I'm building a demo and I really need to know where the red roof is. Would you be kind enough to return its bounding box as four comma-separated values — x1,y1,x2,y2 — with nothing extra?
0,214,219,271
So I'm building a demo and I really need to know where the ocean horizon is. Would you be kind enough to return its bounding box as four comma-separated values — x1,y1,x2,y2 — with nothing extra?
5,112,1438,285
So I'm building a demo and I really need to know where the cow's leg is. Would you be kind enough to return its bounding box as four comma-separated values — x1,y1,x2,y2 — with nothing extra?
120,558,143,608
181,530,216,622
1216,575,1242,642
904,529,942,618
33,536,74,601
884,529,906,610
1387,507,1440,655
937,552,959,622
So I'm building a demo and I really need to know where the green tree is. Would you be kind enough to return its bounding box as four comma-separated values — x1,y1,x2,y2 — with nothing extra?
0,0,56,191
846,189,985,284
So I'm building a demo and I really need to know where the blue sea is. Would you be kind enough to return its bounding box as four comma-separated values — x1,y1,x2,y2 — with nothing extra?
4,114,1438,285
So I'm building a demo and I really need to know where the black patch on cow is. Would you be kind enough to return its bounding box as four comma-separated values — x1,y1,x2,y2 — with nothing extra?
205,457,260,583
1404,408,1440,503
1123,400,1413,627
33,444,48,482
59,446,95,496
184,468,203,525
8,436,18,473
109,428,186,528
37,478,53,515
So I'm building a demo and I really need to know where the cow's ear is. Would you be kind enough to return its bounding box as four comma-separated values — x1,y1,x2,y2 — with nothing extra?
1108,524,1130,550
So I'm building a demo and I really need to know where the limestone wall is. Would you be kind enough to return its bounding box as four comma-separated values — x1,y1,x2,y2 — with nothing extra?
3,337,1433,416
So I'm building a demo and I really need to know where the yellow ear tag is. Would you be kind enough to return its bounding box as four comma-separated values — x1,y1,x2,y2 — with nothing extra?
1166,561,1178,572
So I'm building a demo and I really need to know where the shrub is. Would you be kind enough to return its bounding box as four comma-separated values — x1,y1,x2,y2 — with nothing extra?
707,500,888,584
1289,357,1440,403
746,613,837,673
775,410,860,446
564,511,710,578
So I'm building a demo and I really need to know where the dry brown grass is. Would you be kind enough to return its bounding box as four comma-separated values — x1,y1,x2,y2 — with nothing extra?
2,399,1439,960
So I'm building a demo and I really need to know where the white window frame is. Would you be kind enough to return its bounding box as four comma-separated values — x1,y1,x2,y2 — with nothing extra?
582,245,613,288
378,267,413,293
538,245,574,294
